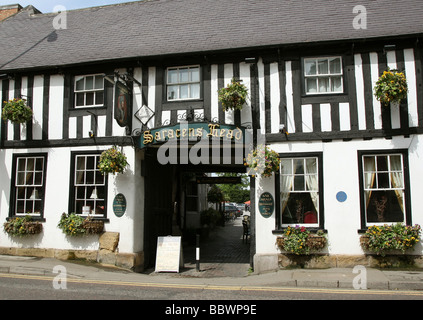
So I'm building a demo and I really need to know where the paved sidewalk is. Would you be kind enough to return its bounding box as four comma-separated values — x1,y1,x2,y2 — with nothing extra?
1,254,423,291
1,216,423,291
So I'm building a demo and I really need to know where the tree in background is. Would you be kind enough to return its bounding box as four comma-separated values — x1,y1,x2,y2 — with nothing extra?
217,173,250,204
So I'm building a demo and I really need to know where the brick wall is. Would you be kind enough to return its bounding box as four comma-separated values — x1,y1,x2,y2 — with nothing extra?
0,5,21,21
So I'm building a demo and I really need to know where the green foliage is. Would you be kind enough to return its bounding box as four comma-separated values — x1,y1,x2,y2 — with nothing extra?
216,173,250,203
58,213,87,236
245,145,281,178
374,69,408,106
207,185,224,203
218,78,248,111
98,146,128,175
3,215,42,237
1,98,33,124
363,223,421,256
279,226,326,255
200,208,221,226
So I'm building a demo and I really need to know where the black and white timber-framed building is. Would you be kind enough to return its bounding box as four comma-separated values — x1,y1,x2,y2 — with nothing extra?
1,0,423,272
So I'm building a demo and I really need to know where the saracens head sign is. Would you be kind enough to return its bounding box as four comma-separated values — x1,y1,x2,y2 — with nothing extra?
138,122,244,148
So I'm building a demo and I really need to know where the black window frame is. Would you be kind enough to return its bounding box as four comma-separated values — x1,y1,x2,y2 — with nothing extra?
9,153,48,221
357,149,412,232
274,152,325,233
68,150,109,221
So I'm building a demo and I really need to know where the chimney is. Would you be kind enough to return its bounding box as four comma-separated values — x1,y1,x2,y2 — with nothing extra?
0,4,23,21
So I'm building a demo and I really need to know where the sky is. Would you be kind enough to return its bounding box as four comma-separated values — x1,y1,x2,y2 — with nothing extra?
0,0,138,13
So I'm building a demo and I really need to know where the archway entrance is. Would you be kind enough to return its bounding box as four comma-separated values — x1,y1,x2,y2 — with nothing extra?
141,145,253,276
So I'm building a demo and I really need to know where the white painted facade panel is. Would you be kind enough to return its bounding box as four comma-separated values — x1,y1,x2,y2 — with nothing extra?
256,136,423,256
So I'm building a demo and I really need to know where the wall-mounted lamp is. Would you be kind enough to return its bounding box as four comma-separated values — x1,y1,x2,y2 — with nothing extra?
245,57,257,64
88,130,95,138
383,45,396,54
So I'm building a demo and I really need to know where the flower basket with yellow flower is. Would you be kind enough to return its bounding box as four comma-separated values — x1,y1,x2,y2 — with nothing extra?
360,223,421,256
276,226,327,255
245,144,281,178
3,215,42,237
58,213,104,236
2,98,33,124
374,69,408,107
98,146,128,175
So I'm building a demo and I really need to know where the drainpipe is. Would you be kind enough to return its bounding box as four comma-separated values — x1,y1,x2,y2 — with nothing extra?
246,57,259,270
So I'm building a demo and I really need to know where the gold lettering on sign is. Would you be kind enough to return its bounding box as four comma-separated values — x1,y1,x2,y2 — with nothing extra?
227,129,234,139
207,124,220,137
235,127,243,140
196,128,203,137
143,130,154,145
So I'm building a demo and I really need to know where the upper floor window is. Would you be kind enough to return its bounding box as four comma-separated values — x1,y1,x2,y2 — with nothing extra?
304,57,343,94
74,74,104,108
166,66,200,101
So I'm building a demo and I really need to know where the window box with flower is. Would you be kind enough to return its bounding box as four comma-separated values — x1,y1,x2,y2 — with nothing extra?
245,145,281,178
374,69,408,108
3,216,43,237
276,226,327,255
1,98,33,124
58,213,104,236
360,223,421,256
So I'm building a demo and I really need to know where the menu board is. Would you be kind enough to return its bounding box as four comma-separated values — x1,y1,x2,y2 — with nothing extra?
155,236,183,273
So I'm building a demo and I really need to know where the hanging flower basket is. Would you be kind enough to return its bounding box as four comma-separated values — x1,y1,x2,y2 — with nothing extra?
3,216,42,237
244,144,281,178
98,146,128,175
276,226,327,255
218,78,248,111
1,98,33,124
360,223,421,256
374,69,408,107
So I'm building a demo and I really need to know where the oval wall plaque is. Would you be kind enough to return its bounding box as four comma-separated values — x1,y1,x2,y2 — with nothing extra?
258,192,274,218
113,193,127,217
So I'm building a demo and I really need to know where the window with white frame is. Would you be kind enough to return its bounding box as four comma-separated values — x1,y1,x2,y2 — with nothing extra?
280,157,320,226
74,74,104,108
72,154,106,217
304,57,343,94
362,154,406,224
166,66,200,101
13,155,47,216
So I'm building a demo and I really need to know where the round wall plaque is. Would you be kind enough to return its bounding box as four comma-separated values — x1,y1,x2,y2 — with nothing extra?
113,193,127,217
336,191,347,203
258,192,274,218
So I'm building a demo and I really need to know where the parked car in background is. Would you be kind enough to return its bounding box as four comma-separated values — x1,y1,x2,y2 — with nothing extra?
236,203,245,212
224,204,241,219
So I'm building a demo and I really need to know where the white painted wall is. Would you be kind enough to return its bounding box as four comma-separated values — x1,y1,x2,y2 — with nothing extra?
256,136,423,256
0,145,141,254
